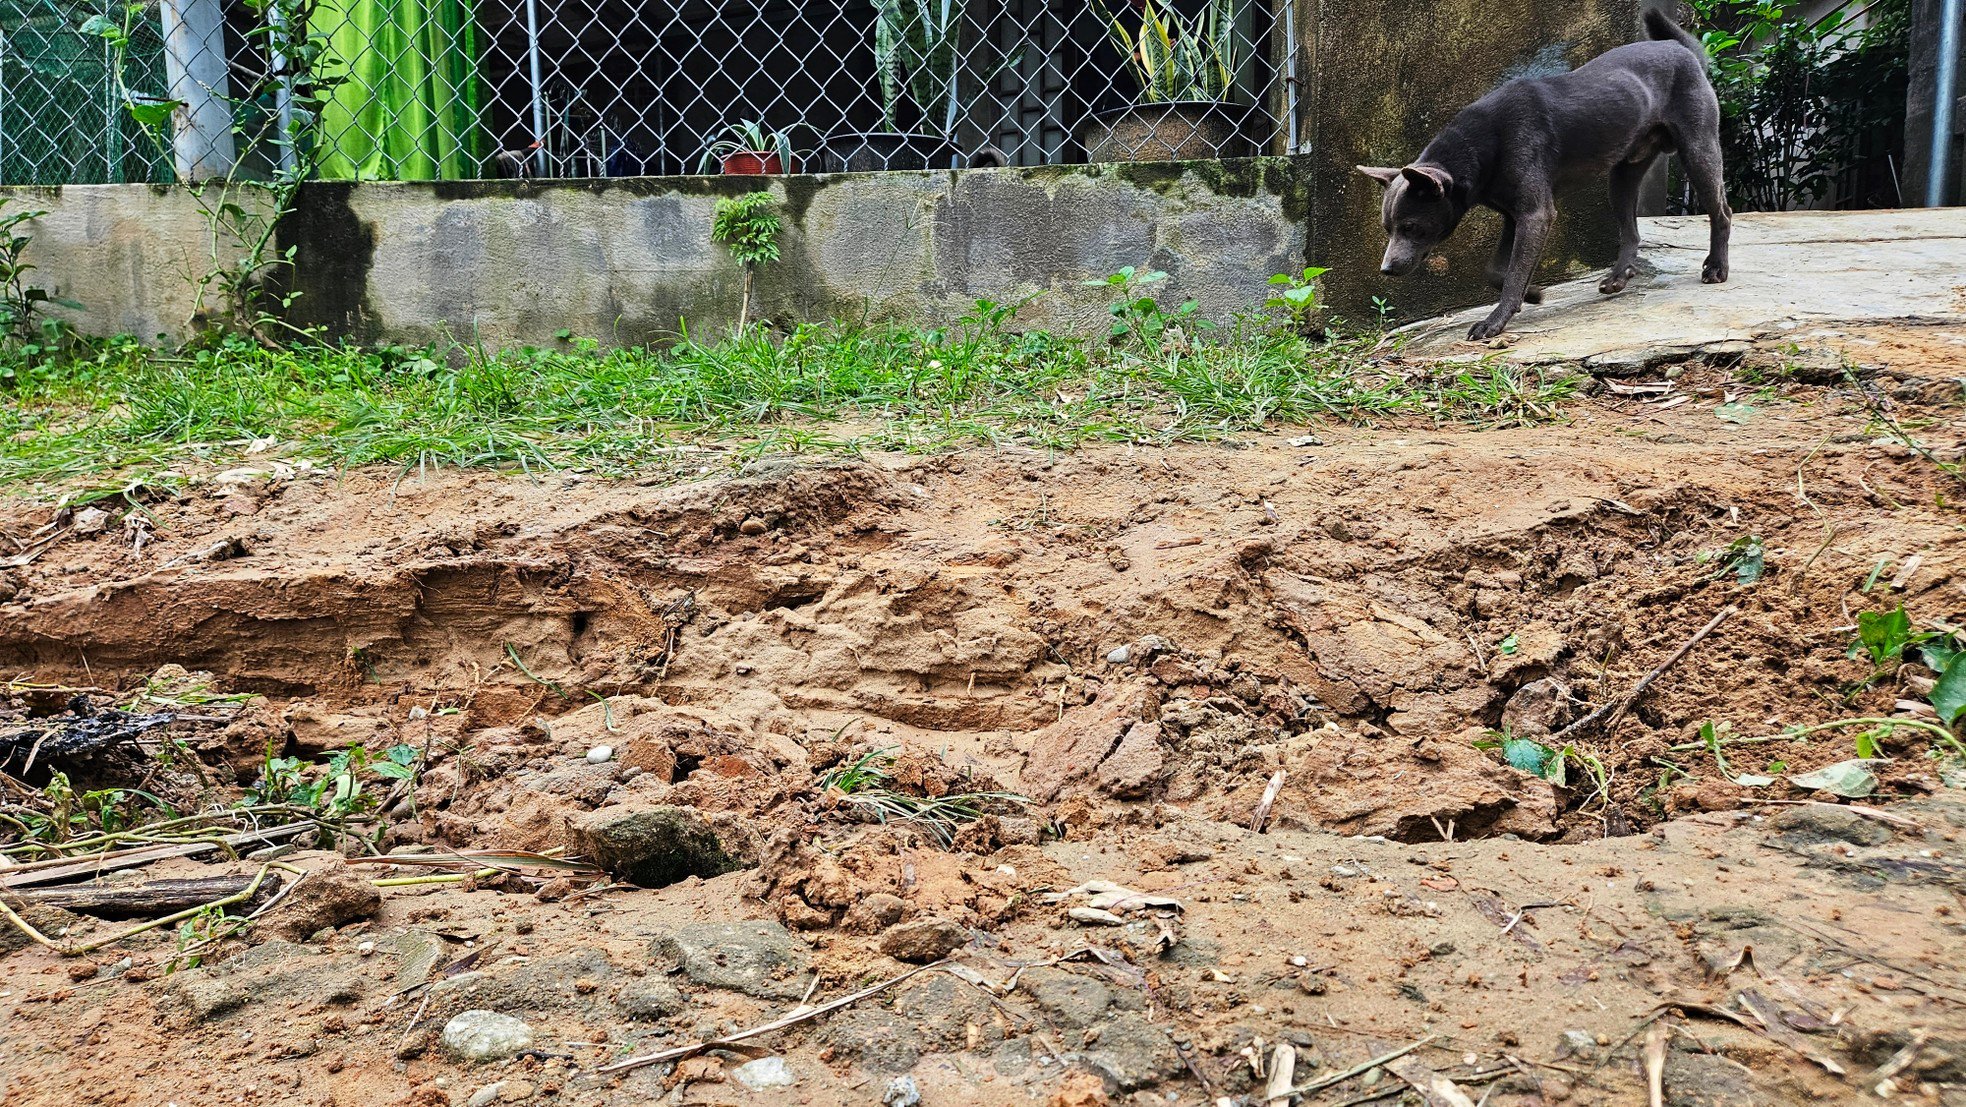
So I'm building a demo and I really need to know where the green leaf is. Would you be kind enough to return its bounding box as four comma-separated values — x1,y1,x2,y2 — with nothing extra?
1857,606,1915,667
126,100,181,128
1497,633,1520,657
1930,653,1966,724
371,761,414,780
1501,736,1554,778
1789,759,1882,798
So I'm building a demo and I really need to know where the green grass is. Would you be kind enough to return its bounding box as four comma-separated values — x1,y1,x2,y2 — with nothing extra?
0,302,1579,496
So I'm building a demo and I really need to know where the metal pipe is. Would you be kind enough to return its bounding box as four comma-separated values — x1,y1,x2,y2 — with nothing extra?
1283,0,1299,154
1930,0,1963,205
525,0,548,177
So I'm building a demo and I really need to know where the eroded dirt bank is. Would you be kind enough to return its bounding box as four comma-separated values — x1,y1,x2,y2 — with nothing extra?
2,334,1964,1106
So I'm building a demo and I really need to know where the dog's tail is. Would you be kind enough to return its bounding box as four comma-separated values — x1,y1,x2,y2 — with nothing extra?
1643,9,1705,55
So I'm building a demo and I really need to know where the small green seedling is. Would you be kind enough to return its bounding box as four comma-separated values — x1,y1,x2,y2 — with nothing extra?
711,191,782,333
1265,266,1331,334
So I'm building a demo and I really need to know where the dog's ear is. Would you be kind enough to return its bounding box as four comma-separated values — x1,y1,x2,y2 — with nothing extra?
1400,165,1453,194
1355,165,1401,187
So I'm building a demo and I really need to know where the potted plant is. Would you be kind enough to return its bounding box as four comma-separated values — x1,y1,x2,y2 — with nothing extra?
699,120,798,175
824,0,963,172
711,191,781,332
1080,0,1247,163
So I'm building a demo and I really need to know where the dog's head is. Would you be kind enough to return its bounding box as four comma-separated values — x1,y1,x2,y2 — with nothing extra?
1356,165,1462,277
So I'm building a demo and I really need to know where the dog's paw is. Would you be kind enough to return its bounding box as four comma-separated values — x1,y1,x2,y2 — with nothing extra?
1467,318,1508,341
1702,257,1729,284
1599,265,1636,295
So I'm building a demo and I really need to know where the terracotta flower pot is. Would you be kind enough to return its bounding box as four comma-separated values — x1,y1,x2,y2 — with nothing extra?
721,151,785,175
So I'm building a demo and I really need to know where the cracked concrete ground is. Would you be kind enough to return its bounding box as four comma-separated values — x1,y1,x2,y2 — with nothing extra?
1401,208,1966,369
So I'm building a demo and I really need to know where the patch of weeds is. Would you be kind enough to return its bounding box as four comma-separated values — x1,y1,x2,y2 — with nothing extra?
3,287,1599,491
1701,535,1766,584
245,742,420,823
817,748,1029,845
1475,731,1610,808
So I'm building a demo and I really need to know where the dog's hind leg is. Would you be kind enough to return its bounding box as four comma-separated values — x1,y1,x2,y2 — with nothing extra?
1672,125,1732,284
1599,158,1654,295
1488,217,1545,304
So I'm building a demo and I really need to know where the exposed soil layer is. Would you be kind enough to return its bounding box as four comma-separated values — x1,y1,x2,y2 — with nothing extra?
2,330,1965,1106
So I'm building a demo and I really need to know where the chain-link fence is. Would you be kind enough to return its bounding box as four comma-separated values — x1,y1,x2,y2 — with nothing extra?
2,0,1296,184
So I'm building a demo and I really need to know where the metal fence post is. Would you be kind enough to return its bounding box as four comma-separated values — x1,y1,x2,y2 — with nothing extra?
159,0,236,180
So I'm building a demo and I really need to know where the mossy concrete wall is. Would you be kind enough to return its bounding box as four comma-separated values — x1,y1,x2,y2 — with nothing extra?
275,161,1311,347
1292,0,1640,317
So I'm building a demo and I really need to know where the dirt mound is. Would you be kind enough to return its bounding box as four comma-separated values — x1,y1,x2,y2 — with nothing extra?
3,336,1966,1105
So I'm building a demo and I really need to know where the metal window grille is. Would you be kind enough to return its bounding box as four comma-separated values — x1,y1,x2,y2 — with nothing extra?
1,0,1292,185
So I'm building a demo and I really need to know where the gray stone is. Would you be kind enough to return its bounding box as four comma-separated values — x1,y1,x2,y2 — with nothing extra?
441,1010,535,1062
816,1007,922,1073
1020,967,1114,1029
466,1083,506,1107
893,973,1003,1049
878,917,967,963
1663,1050,1757,1107
566,805,747,888
1556,1029,1598,1060
1769,804,1896,848
1077,1013,1185,1091
882,1075,921,1107
152,939,366,1023
649,920,810,999
615,977,687,1019
731,1056,797,1090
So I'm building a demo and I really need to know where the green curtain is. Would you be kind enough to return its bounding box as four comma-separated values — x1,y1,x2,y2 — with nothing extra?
315,0,483,180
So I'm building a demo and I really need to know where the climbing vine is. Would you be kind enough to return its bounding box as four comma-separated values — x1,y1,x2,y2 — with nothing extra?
83,0,345,340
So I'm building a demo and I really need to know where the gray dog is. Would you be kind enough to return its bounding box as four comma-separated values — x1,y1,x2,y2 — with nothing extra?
1359,11,1732,341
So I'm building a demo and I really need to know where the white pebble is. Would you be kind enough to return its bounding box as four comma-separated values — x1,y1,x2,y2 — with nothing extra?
586,745,614,764
357,941,376,957
1107,646,1131,665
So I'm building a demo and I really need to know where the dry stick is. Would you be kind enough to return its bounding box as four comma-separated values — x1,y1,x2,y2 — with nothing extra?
1250,769,1287,834
1552,605,1739,743
1284,1035,1439,1098
0,822,317,889
1265,1043,1297,1107
0,864,276,956
1644,1018,1669,1107
1386,1057,1478,1107
598,959,948,1075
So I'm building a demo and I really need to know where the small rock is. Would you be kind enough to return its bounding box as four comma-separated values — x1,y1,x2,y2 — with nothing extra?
566,805,746,888
1556,1029,1597,1060
615,978,687,1019
466,1083,506,1107
842,892,907,934
1106,646,1131,665
882,1075,921,1107
1095,720,1166,799
585,745,614,764
879,917,967,963
739,516,769,536
1500,677,1572,737
731,1056,797,1090
440,1011,534,1062
259,861,381,943
1077,1013,1184,1090
71,507,111,536
1770,803,1895,847
650,920,811,999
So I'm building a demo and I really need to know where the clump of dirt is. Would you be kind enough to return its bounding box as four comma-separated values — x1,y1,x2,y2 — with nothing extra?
3,331,1965,1106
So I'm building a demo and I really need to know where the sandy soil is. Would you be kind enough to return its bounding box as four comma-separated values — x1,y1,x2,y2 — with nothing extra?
1,328,1964,1107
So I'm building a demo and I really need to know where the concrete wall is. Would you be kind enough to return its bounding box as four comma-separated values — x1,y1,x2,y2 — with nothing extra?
275,162,1311,347
1291,0,1638,317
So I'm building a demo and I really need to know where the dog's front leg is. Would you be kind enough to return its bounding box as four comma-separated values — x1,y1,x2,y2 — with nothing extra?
1470,209,1551,341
